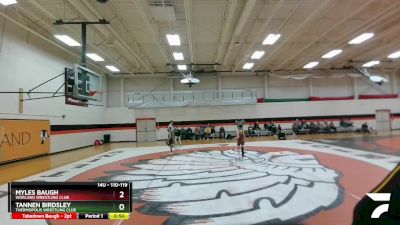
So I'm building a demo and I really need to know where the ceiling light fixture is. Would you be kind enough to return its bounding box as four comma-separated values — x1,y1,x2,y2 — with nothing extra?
321,49,343,58
262,34,281,45
0,0,17,6
86,53,105,62
166,34,181,46
105,65,120,72
388,51,400,59
362,60,380,67
54,35,81,46
303,61,319,69
348,33,374,44
251,51,265,59
243,63,254,70
173,52,184,60
177,65,187,70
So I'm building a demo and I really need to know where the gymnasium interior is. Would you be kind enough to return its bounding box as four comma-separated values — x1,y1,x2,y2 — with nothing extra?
0,0,400,224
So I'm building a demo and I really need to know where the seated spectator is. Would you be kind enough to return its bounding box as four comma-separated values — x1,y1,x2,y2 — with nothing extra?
340,118,354,127
301,120,309,129
320,121,329,133
254,121,260,130
316,121,323,133
329,121,337,133
200,125,205,139
309,122,317,134
186,127,193,139
194,127,200,140
219,126,225,139
292,119,300,134
236,119,245,130
263,122,268,130
270,122,277,134
248,125,255,137
253,121,261,135
204,126,212,139
277,124,286,140
180,127,186,140
361,122,370,133
174,128,181,144
277,124,282,132
211,124,216,133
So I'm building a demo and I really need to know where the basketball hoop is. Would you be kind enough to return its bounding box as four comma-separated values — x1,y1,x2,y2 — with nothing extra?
88,91,96,96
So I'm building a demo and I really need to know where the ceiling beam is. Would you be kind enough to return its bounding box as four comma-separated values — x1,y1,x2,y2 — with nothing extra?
184,0,195,64
67,0,154,73
132,0,170,65
0,11,109,75
288,0,400,71
220,0,258,70
231,0,285,71
213,0,237,70
21,0,132,74
327,15,400,68
252,0,334,72
272,0,376,71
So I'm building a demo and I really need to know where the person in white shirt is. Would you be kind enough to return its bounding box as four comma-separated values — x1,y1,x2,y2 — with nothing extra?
166,121,175,152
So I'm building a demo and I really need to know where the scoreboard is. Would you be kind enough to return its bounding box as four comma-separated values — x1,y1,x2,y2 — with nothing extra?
8,182,132,220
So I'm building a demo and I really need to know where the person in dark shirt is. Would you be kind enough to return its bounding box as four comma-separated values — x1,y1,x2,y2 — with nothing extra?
174,128,181,145
186,127,193,139
219,126,225,139
180,127,186,141
361,122,370,133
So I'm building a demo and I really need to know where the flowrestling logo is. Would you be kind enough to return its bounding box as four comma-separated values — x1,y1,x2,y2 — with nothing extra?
367,193,391,218
97,150,344,225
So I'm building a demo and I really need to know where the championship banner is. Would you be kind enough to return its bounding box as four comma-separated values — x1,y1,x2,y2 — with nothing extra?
0,119,50,163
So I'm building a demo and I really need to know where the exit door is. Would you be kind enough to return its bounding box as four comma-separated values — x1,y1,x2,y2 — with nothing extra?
136,118,157,142
375,109,391,131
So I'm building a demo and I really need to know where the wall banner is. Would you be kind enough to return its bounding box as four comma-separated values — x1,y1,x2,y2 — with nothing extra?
0,119,50,163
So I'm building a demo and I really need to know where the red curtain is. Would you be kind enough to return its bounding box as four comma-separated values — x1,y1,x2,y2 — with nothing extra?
310,96,354,101
358,94,398,99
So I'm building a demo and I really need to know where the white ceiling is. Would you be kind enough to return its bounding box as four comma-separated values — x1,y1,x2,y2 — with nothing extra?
1,0,400,76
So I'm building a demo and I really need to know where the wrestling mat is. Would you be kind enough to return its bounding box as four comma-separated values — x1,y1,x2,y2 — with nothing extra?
1,140,399,225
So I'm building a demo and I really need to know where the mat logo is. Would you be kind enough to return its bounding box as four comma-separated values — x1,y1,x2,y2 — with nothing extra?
99,150,343,225
367,193,391,218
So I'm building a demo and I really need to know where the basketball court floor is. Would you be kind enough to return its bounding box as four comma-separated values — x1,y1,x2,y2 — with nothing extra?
1,133,399,225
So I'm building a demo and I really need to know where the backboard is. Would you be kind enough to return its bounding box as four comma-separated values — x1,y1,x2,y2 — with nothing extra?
65,64,102,102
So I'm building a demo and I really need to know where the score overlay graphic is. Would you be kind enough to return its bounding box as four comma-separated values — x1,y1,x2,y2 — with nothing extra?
8,182,131,220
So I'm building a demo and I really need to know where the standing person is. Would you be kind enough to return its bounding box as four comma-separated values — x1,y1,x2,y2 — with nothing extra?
237,130,245,158
167,121,175,152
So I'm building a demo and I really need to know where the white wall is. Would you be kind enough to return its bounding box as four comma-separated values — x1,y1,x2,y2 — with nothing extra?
106,69,400,141
268,77,309,98
0,17,108,153
100,98,400,140
312,76,354,97
109,72,400,105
